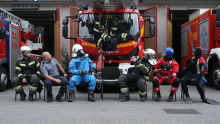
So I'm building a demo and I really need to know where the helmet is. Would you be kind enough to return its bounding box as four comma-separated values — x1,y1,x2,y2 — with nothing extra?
72,44,88,57
193,47,203,58
164,47,174,58
20,46,32,56
143,48,157,65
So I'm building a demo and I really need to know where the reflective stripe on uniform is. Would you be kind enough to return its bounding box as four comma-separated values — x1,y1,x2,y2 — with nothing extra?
95,22,100,24
94,28,99,32
36,71,41,75
112,27,117,30
13,85,21,90
137,63,149,73
121,87,129,93
139,91,146,96
171,87,178,91
154,87,160,91
121,33,127,41
18,74,23,77
30,86,37,91
15,66,21,71
29,61,35,66
97,34,106,46
39,80,44,86
36,63,40,67
19,64,25,66
144,76,149,80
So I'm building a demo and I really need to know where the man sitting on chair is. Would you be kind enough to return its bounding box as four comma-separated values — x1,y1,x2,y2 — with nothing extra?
40,52,68,102
119,48,157,102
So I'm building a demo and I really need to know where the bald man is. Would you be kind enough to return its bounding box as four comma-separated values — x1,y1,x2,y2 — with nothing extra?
40,52,68,102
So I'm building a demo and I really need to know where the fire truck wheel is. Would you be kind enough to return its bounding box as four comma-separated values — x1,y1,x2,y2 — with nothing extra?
212,62,220,90
0,67,8,92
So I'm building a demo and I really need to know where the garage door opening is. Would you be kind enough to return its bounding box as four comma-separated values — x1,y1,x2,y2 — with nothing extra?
171,10,196,67
10,11,54,57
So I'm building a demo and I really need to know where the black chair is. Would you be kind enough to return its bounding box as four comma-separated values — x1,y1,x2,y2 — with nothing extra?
127,67,148,100
99,67,121,101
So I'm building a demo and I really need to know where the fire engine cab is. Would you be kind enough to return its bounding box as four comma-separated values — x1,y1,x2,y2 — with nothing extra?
181,7,220,89
0,7,44,91
62,0,156,74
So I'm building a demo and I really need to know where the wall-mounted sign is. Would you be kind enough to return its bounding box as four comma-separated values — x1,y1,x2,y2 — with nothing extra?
11,4,39,10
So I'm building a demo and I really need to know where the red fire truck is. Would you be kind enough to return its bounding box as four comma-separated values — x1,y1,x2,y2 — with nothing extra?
181,8,220,89
0,7,44,91
62,0,156,74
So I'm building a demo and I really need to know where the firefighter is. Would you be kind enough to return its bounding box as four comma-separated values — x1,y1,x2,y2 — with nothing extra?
68,44,96,102
119,48,157,102
94,14,140,51
181,47,219,105
152,47,180,102
11,46,41,101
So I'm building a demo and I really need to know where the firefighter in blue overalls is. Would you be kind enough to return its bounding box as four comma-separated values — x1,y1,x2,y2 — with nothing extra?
181,47,219,105
68,44,96,102
94,14,140,51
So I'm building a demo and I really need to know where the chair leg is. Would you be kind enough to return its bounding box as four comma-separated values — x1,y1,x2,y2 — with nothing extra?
15,92,17,101
39,93,41,99
101,80,103,101
44,86,46,101
74,90,75,99
35,93,37,100
145,84,147,101
175,93,176,101
152,86,155,100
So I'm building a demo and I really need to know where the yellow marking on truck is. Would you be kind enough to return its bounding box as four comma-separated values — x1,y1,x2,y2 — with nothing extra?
117,41,137,48
82,41,96,48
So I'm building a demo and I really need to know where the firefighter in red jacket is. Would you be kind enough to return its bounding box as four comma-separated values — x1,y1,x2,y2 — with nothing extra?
152,47,180,102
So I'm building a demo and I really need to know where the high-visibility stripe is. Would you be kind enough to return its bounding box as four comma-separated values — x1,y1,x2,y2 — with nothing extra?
94,28,99,32
13,85,21,90
36,63,40,67
139,91,146,96
15,66,21,71
29,61,35,66
95,22,100,24
112,27,117,30
36,71,41,75
39,80,44,86
171,87,178,91
30,85,37,90
121,87,129,92
18,74,23,77
19,64,25,66
97,34,105,46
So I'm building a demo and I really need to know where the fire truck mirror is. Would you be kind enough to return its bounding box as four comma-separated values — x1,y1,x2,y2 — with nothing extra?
0,27,5,39
62,18,69,25
62,25,68,38
149,24,155,36
149,17,155,24
216,22,220,27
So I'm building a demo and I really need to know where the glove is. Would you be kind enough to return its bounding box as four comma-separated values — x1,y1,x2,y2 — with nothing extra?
154,72,161,79
190,77,198,83
90,67,95,72
163,75,173,84
80,70,87,75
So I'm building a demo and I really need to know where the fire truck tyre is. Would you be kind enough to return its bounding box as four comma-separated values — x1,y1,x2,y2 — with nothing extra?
212,62,220,90
0,67,8,92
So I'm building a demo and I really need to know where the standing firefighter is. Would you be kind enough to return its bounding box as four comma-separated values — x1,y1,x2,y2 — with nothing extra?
152,47,180,102
11,46,41,101
119,48,157,102
68,44,96,102
181,47,219,105
94,14,140,51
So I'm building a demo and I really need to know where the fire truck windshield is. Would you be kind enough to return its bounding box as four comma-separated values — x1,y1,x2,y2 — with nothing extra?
78,13,139,43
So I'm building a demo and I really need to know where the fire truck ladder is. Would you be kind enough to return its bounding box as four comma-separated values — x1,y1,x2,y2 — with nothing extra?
0,7,42,50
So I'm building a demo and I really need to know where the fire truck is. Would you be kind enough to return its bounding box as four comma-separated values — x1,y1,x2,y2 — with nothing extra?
180,8,220,89
0,7,44,91
62,0,155,72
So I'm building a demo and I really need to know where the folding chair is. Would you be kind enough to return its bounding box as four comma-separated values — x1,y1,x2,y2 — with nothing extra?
99,67,121,101
126,67,148,100
152,82,177,101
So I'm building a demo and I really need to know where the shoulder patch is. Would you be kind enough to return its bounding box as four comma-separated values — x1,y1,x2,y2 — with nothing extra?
198,57,205,64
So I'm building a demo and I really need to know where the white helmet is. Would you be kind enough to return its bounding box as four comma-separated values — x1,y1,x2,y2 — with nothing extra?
20,46,32,56
143,48,157,65
72,44,88,57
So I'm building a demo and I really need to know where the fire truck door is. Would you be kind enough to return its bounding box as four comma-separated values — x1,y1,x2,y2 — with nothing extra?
53,6,61,62
141,6,157,55
9,24,19,79
70,6,80,48
166,5,173,47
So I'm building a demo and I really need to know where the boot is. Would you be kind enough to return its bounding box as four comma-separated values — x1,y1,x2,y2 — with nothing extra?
68,90,74,102
155,92,161,102
167,92,174,102
88,90,96,102
29,94,34,101
121,92,130,102
20,91,27,101
133,31,140,41
56,95,63,102
139,95,147,102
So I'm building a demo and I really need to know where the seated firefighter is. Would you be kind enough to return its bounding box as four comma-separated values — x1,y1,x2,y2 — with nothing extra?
181,47,219,105
68,44,96,102
11,46,43,101
119,49,157,102
94,14,140,51
152,47,180,102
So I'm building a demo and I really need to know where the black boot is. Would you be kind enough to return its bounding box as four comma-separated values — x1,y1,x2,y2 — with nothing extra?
68,90,74,102
139,95,147,102
133,31,140,41
20,91,27,101
29,94,34,101
88,90,96,102
167,92,174,102
121,92,130,102
155,92,161,102
56,95,63,102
